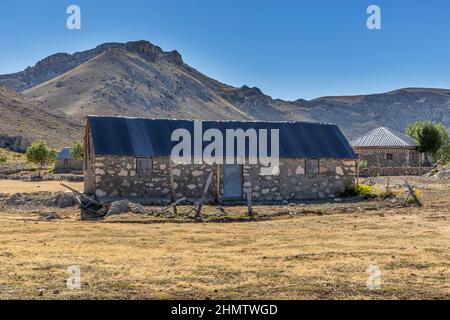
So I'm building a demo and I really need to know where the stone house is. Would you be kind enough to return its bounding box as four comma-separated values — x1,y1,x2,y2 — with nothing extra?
350,127,428,176
83,116,356,203
54,147,83,173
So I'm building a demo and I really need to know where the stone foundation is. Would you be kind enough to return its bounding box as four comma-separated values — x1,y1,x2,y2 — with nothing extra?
87,156,356,201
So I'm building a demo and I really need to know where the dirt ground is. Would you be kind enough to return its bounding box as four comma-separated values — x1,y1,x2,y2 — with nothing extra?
0,176,448,300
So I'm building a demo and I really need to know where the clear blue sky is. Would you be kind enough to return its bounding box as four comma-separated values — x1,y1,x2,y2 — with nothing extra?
1,0,449,100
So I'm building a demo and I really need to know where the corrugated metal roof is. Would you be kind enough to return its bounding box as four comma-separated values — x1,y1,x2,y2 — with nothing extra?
350,127,418,148
87,116,356,159
57,147,72,160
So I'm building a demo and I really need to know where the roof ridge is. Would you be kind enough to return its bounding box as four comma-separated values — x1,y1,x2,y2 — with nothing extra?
86,115,336,126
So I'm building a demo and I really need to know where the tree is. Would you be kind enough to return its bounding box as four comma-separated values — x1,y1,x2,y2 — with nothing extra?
71,142,83,160
436,141,450,165
26,141,57,177
406,121,448,154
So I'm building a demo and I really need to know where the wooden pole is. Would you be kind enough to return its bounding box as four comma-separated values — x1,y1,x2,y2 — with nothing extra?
404,181,422,207
162,197,186,213
195,171,214,222
386,176,390,194
60,183,101,206
215,164,220,203
246,189,253,218
356,160,360,186
168,161,177,214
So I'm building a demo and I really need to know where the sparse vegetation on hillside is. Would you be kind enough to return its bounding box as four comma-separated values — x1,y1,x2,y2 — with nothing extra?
0,148,27,164
0,86,84,150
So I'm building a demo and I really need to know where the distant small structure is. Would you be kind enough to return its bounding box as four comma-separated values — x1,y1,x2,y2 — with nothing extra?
350,127,430,176
54,147,83,173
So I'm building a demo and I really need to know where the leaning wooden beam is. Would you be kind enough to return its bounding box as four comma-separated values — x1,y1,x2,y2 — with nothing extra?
194,171,214,221
161,197,186,212
404,181,423,207
60,183,101,206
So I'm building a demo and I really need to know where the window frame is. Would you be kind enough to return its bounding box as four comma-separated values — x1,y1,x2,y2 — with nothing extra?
305,158,320,175
136,157,153,175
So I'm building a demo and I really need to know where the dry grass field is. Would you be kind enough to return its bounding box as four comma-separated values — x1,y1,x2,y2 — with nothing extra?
0,176,448,300
0,180,83,195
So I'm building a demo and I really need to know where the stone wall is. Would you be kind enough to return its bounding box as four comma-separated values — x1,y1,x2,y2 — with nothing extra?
90,156,356,202
354,147,420,168
54,159,83,173
359,166,432,177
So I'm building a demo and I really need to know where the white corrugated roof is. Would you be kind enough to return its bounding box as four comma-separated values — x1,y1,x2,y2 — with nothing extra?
350,127,418,148
57,147,72,160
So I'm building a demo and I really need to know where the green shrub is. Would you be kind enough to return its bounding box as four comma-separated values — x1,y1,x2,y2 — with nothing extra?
357,159,368,169
71,142,83,160
26,141,57,177
0,155,7,163
436,142,450,165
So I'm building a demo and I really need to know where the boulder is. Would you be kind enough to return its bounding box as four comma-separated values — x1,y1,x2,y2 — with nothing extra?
106,200,130,216
45,192,78,208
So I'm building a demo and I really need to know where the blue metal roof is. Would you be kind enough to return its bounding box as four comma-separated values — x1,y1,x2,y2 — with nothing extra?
87,116,356,159
57,147,72,160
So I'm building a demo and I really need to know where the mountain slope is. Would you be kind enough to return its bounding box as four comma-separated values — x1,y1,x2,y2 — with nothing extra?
294,88,450,136
1,40,450,139
24,41,254,121
0,43,122,92
0,86,84,151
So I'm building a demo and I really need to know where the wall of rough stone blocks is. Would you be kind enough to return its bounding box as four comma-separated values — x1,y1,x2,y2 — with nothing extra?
90,156,356,201
354,147,420,168
359,166,432,177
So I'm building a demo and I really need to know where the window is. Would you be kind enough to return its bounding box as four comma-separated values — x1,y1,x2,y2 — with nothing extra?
386,153,394,161
136,158,153,175
305,159,319,175
63,159,69,166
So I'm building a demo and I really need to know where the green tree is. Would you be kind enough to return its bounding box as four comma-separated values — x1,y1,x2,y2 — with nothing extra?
436,141,450,165
25,141,57,177
71,142,83,160
406,121,448,154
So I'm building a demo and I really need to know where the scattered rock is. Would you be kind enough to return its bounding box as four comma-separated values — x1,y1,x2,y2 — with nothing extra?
44,192,78,208
37,289,45,296
5,193,28,205
40,212,61,220
106,200,130,216
130,205,145,214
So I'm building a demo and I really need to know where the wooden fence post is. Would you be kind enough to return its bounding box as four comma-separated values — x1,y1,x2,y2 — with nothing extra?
169,161,177,214
247,189,253,218
194,171,214,222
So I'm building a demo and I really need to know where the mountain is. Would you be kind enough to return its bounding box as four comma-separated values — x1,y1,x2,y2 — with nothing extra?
0,86,83,151
0,40,449,140
292,88,450,137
